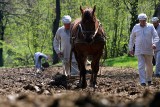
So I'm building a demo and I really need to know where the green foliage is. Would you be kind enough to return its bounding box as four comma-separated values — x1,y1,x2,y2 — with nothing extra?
3,0,54,67
1,0,160,67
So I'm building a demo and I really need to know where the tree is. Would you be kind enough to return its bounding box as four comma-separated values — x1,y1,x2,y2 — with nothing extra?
3,0,54,67
0,9,5,66
1,0,159,67
52,0,60,64
0,0,12,66
123,0,139,32
123,0,139,56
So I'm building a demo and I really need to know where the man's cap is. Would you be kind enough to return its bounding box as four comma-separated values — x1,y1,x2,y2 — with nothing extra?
138,13,147,20
151,17,159,23
62,15,71,24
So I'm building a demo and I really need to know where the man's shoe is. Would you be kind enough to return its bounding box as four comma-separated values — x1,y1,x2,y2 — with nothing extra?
141,83,146,86
36,69,42,73
148,81,153,86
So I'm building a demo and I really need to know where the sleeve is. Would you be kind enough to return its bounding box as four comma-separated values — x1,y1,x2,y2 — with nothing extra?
152,25,159,45
128,26,136,51
34,53,41,68
34,53,39,65
53,28,61,54
40,53,48,60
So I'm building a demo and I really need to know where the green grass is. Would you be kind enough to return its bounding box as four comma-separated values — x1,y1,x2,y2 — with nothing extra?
52,55,138,69
103,55,138,69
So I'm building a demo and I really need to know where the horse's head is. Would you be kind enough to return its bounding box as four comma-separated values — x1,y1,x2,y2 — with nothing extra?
80,5,98,43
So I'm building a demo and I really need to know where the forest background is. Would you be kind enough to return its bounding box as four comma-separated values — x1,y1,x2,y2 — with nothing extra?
0,0,160,67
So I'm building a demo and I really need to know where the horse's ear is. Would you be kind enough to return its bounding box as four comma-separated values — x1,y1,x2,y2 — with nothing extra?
80,6,83,14
92,5,96,15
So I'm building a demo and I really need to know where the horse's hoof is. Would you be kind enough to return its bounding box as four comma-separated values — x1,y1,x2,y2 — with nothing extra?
76,82,82,88
89,84,98,88
81,84,87,89
94,84,98,88
82,81,87,89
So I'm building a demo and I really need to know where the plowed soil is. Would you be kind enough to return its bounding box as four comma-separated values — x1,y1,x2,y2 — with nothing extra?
0,66,160,107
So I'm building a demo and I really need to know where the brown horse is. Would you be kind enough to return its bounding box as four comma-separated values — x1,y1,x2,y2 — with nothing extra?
70,5,106,88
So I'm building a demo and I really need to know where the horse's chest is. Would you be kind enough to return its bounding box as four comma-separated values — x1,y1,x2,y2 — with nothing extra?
74,43,104,54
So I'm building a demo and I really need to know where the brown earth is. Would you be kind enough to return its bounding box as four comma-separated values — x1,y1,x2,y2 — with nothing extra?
0,66,160,107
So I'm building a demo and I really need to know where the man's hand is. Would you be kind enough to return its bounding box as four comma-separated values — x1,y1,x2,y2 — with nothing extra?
129,50,134,56
152,44,156,50
58,52,63,58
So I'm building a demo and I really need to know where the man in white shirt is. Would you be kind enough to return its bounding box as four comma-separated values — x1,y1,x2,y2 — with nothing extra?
151,17,160,77
129,13,159,86
53,15,79,76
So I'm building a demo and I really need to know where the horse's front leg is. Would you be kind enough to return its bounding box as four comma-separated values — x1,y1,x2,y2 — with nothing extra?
90,55,101,88
79,58,87,88
90,64,99,88
80,67,87,88
80,59,87,88
76,56,87,88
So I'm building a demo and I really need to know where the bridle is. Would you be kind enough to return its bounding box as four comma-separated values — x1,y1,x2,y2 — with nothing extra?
78,21,101,40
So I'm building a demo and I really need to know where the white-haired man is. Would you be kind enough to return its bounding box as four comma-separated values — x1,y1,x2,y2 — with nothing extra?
129,13,159,86
151,17,160,77
53,15,79,76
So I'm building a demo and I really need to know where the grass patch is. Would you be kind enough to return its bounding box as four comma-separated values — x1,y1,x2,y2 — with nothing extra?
103,55,138,69
52,55,138,69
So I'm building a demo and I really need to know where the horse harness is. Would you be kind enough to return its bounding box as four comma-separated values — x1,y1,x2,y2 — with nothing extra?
71,20,106,44
69,20,107,75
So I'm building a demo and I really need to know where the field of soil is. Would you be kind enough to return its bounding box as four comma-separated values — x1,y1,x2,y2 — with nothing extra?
0,66,160,107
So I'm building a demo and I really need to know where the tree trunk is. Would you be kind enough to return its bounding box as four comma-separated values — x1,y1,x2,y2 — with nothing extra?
123,0,138,32
130,0,138,54
0,11,4,66
52,0,60,64
124,0,138,56
129,0,139,32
